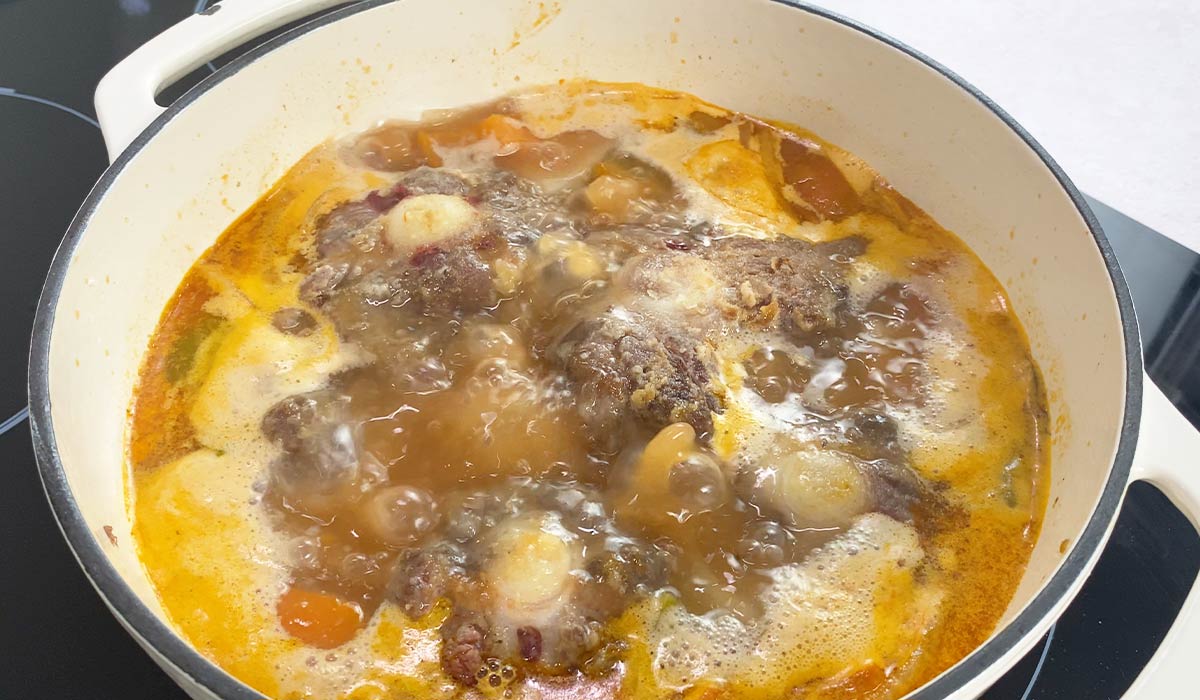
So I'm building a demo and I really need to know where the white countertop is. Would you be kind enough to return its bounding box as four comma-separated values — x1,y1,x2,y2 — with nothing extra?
815,0,1200,251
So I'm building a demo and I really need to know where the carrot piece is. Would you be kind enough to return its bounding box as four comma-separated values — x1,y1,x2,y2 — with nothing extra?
424,112,535,148
478,114,538,145
414,130,445,167
354,123,442,172
277,586,363,649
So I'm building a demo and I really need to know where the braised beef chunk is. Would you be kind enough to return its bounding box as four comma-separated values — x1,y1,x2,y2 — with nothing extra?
557,314,721,444
403,244,497,315
701,235,864,334
834,411,954,526
267,437,361,518
388,543,470,618
314,170,471,259
261,395,319,452
623,333,719,435
517,626,543,662
859,457,926,523
314,202,382,258
400,166,472,197
299,262,349,306
472,170,570,245
364,184,409,214
271,307,318,336
540,235,864,448
580,542,673,618
441,615,487,685
259,390,370,519
838,410,905,466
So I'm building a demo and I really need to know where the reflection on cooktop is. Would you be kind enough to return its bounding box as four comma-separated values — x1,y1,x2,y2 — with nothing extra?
0,1,1197,698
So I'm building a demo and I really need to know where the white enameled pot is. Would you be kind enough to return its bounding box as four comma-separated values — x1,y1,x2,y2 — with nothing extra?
27,1,1200,698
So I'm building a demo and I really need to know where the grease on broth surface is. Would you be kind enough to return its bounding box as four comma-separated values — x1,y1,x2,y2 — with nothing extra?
129,81,1049,700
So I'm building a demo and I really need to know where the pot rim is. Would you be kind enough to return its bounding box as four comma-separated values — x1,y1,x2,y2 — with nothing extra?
26,1,1142,698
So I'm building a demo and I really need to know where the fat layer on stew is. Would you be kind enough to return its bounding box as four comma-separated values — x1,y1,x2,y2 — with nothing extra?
129,81,1049,700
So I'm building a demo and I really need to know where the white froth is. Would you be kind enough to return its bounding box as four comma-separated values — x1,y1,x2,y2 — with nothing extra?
645,513,936,692
189,307,361,453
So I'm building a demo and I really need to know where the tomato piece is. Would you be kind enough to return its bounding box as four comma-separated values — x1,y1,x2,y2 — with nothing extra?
277,585,364,648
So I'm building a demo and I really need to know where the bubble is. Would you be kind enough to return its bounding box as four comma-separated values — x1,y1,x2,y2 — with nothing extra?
735,521,793,568
361,484,440,546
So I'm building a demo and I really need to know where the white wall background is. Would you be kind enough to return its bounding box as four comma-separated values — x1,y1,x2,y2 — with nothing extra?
814,0,1200,252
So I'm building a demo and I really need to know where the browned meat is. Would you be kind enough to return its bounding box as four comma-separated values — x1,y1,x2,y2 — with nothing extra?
870,458,966,534
433,583,616,681
843,410,904,462
271,307,318,336
376,477,666,682
555,313,721,446
299,262,349,306
388,543,471,618
441,615,487,685
578,541,673,619
260,391,369,519
402,244,497,316
400,166,471,198
862,460,927,523
472,170,571,245
837,410,954,526
542,234,862,447
700,235,864,335
517,626,543,662
314,202,381,258
623,331,718,433
261,395,319,453
314,170,472,260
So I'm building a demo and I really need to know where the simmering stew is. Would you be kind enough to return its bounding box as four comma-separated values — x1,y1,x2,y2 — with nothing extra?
129,82,1048,700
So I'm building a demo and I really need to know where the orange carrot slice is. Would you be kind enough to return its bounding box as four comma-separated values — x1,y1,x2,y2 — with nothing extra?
277,586,363,649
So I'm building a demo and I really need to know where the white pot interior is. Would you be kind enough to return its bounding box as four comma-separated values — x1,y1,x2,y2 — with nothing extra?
41,0,1130,692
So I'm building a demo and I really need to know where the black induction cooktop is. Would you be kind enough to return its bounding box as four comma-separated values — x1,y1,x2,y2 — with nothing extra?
2,1,1197,698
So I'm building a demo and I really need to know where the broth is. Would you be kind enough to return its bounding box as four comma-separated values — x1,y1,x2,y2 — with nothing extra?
128,81,1049,700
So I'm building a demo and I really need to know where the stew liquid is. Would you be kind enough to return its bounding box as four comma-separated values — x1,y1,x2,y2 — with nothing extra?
129,82,1049,700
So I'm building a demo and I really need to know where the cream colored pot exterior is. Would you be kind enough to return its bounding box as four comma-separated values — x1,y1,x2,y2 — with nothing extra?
28,1,1200,699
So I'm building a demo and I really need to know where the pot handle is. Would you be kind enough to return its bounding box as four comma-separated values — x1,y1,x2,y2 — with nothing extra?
93,0,347,162
1122,374,1200,698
